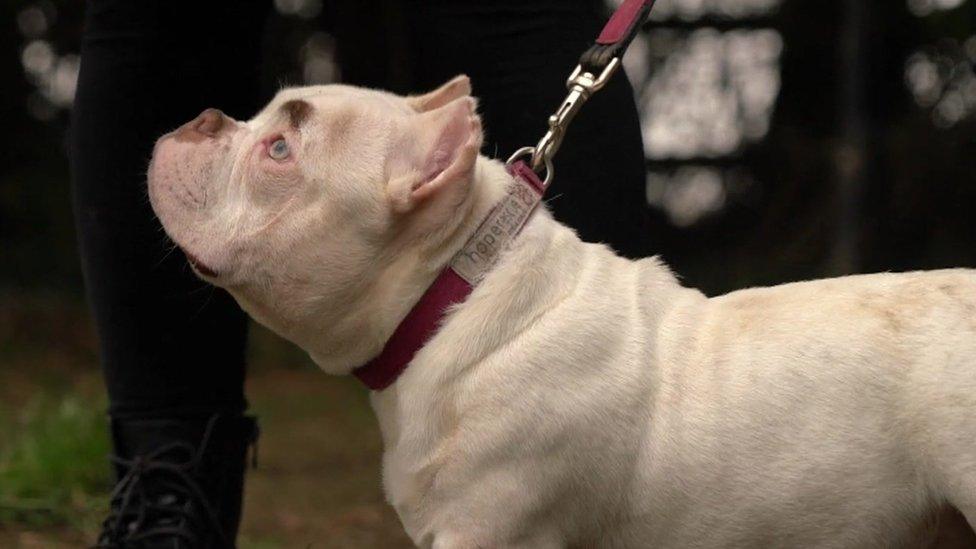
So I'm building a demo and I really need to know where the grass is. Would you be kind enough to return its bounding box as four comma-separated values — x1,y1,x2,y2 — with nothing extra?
0,393,111,535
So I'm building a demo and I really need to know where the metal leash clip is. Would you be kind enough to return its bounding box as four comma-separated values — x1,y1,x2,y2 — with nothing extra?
506,0,656,186
506,57,622,187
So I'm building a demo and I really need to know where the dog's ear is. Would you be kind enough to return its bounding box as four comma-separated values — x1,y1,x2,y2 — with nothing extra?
387,96,482,215
406,75,472,113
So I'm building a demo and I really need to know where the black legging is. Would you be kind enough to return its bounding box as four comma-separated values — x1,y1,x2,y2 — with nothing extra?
70,0,648,421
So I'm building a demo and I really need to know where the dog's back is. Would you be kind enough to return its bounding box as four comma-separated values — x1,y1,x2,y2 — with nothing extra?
634,269,976,547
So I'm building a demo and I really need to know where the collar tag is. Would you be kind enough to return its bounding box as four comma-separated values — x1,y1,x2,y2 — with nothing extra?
451,163,545,284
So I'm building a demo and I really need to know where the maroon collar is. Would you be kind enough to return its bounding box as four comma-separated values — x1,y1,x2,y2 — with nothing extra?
352,162,546,390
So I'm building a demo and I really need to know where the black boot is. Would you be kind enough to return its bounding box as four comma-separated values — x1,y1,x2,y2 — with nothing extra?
94,414,259,548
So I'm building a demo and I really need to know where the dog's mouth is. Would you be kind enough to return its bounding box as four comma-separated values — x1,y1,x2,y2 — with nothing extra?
183,249,219,278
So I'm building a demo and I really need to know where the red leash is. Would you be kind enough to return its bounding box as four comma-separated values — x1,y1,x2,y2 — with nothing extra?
353,0,656,391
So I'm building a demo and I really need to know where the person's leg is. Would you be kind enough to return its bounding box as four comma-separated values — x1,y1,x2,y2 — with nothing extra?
70,1,269,545
72,0,267,420
336,0,649,257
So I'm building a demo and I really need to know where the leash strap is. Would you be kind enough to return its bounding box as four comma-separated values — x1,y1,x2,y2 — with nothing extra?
581,0,657,74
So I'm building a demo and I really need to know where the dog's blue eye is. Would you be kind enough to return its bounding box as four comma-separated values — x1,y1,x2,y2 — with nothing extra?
269,138,290,160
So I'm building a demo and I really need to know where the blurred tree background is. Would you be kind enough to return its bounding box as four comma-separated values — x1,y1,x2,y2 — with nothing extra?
3,0,975,299
0,0,974,546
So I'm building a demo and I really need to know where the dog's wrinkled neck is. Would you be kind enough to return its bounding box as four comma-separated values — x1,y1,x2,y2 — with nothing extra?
306,156,514,375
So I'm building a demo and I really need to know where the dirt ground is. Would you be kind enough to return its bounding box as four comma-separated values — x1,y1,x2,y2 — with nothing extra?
240,369,413,548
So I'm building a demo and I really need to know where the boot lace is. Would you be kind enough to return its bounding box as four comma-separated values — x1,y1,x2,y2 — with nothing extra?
94,418,228,548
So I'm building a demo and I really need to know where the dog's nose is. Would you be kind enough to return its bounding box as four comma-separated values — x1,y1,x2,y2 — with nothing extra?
171,108,233,143
190,108,226,136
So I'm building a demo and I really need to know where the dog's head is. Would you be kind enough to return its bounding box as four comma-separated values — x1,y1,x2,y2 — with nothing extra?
148,76,482,370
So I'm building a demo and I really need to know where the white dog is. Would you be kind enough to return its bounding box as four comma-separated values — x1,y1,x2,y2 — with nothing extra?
148,76,976,548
